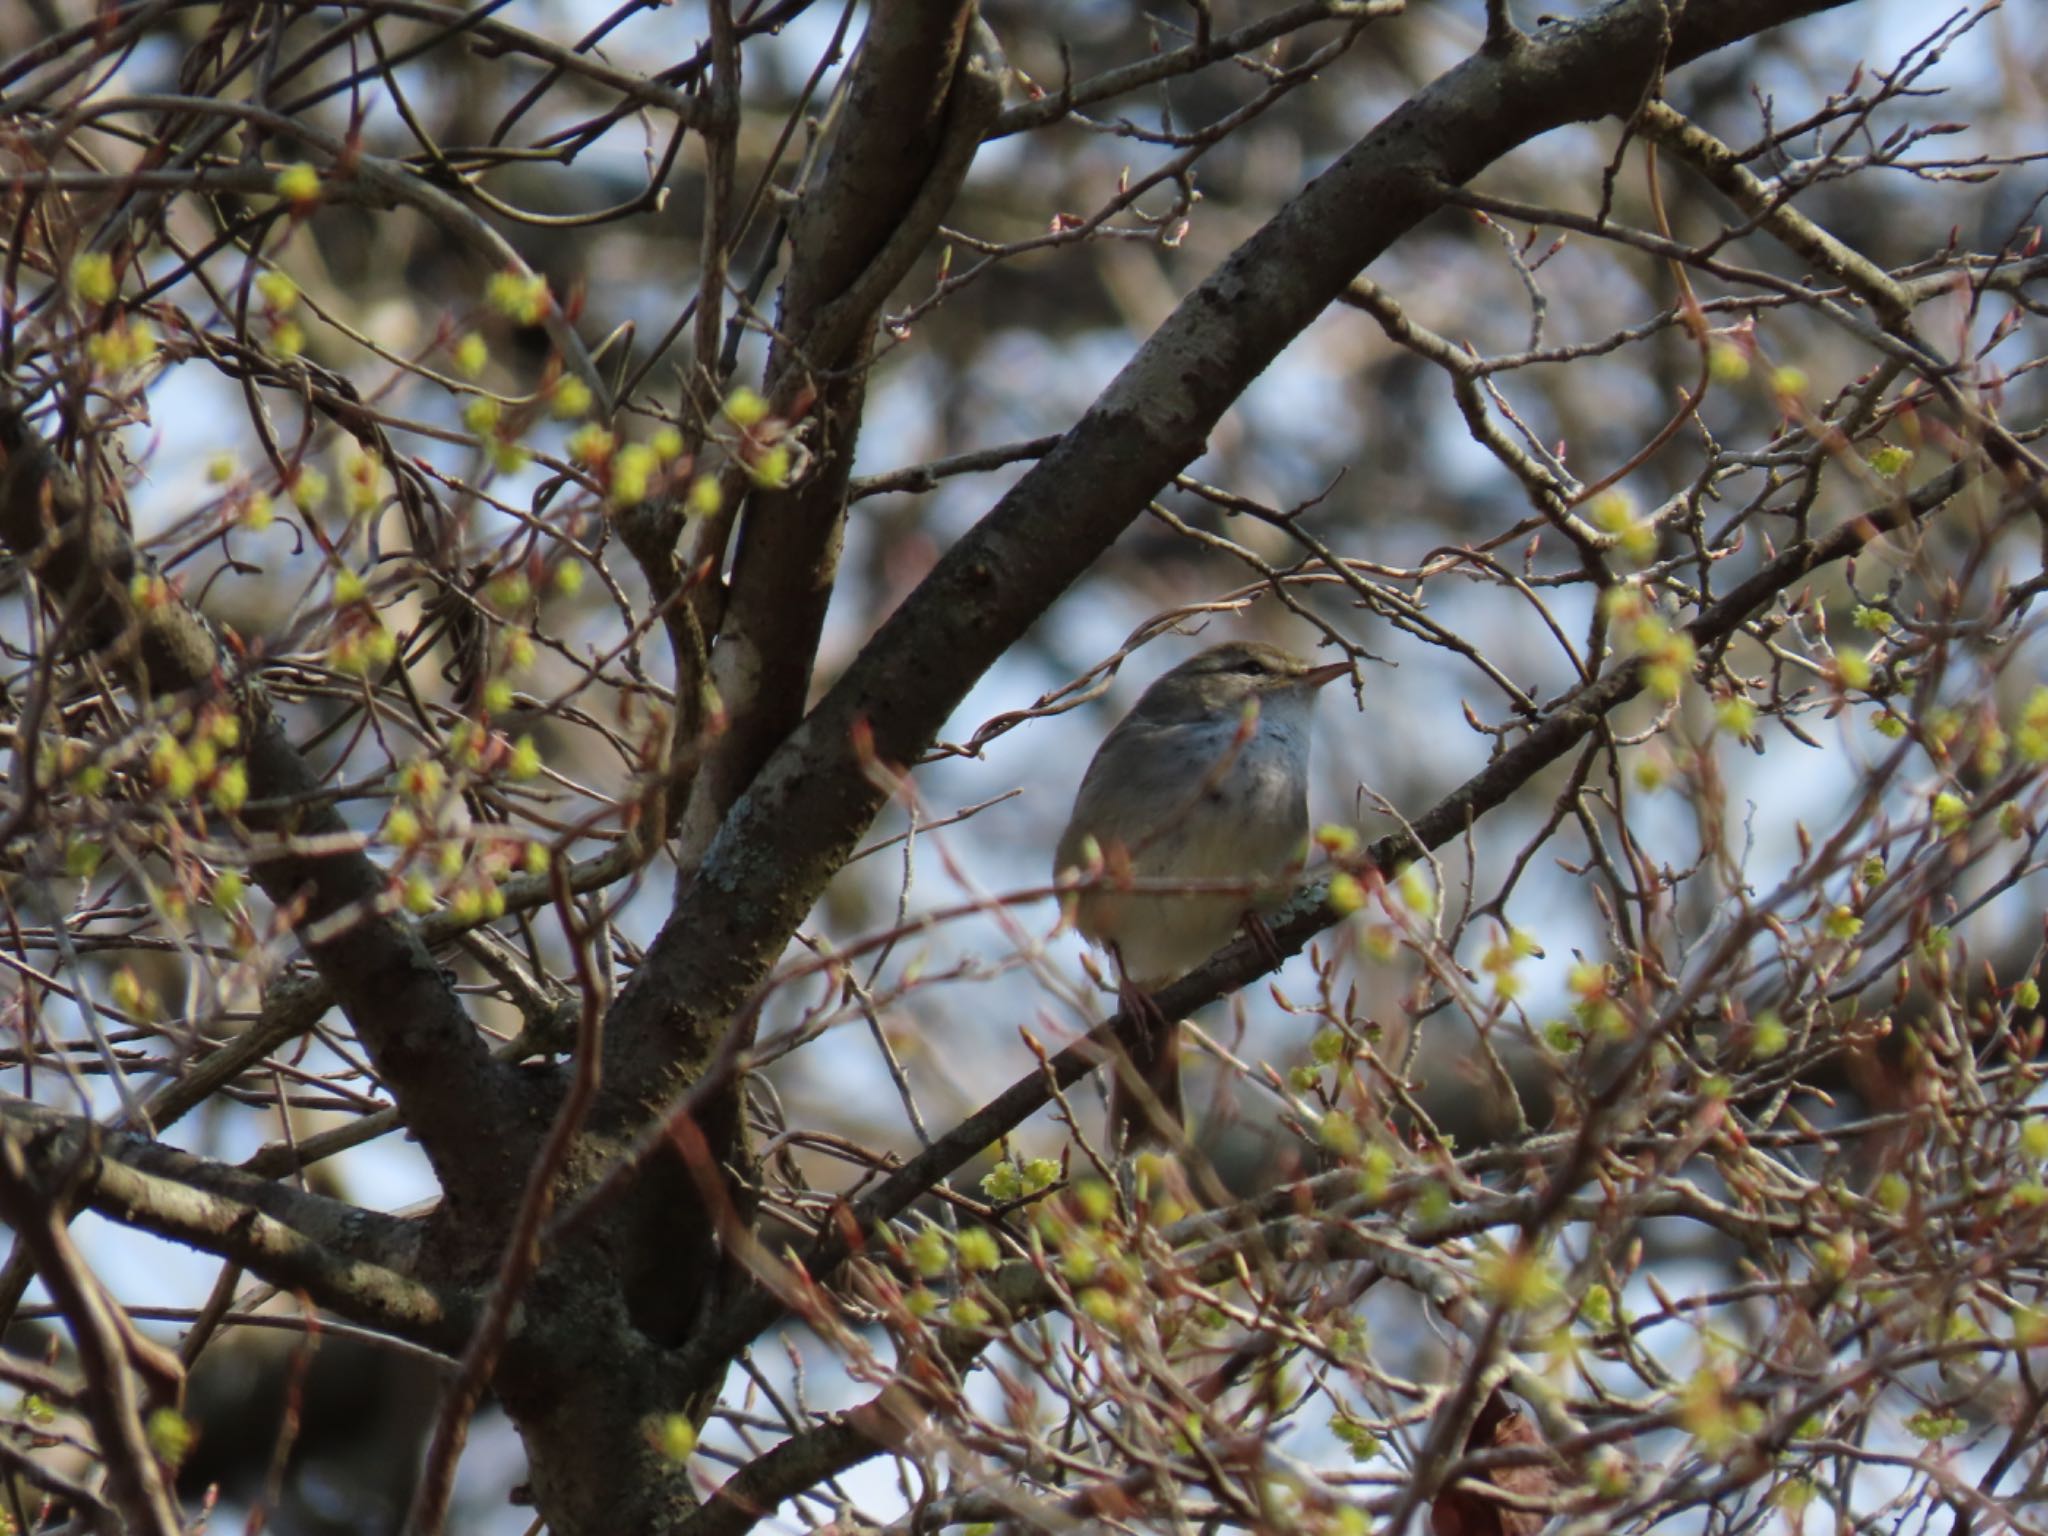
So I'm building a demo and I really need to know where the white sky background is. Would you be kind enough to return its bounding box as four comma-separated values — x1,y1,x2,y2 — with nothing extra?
22,0,2047,1528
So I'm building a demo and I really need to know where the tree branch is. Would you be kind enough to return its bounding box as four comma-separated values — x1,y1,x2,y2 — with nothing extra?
0,1133,181,1535
671,7,1008,867
0,397,535,1220
0,1103,472,1352
1633,98,1912,326
587,3,1010,1347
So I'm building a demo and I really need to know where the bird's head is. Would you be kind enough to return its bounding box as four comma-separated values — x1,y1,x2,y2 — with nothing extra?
1129,641,1350,725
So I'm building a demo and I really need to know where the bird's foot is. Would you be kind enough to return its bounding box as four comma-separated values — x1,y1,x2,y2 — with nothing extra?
1115,969,1169,1033
1242,910,1287,973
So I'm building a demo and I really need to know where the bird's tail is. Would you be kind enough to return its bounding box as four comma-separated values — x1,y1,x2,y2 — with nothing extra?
1109,1017,1183,1148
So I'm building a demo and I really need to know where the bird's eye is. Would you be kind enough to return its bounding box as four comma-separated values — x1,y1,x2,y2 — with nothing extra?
1238,658,1269,676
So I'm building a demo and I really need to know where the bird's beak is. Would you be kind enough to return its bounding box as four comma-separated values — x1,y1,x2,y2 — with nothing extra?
1304,661,1350,689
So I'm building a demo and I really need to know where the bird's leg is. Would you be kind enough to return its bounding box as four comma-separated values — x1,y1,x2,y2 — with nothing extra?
1105,945,1182,1151
1242,910,1287,973
1113,957,1169,1036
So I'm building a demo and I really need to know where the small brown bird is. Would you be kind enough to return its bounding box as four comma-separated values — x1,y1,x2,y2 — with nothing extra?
1054,641,1348,1145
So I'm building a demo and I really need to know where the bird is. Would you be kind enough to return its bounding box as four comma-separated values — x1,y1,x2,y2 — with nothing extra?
1054,640,1349,1146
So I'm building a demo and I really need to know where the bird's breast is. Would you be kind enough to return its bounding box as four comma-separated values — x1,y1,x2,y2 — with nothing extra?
1121,715,1309,876
1059,705,1314,984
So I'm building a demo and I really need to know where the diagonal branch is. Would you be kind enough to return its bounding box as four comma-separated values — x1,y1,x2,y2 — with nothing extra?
1632,98,1913,327
0,1102,474,1351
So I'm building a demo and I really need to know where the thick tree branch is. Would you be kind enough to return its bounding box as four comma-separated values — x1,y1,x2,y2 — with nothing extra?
672,7,1007,867
0,1103,473,1351
0,1100,421,1270
2,3,2024,1534
407,872,611,1536
585,2,1009,1348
